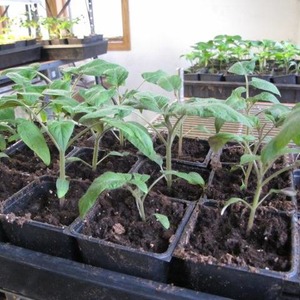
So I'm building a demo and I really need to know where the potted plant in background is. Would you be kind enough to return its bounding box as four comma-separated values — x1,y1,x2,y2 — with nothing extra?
183,35,300,102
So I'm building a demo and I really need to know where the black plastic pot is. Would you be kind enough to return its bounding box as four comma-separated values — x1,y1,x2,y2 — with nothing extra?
0,176,82,260
224,74,246,82
170,201,300,300
272,74,297,85
66,195,196,283
0,241,229,300
200,73,224,82
184,72,200,81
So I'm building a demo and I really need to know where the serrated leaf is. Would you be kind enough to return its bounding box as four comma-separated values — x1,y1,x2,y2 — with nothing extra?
250,77,281,96
142,70,168,84
79,85,116,106
228,60,256,75
104,66,129,87
157,75,182,92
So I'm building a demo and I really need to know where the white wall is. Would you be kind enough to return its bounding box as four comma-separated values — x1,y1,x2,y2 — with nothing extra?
100,0,300,94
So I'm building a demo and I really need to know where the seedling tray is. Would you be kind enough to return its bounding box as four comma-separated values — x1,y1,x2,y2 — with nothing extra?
0,241,227,300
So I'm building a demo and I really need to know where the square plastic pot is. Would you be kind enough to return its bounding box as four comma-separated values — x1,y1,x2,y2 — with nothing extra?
0,176,81,260
170,201,300,300
66,195,196,283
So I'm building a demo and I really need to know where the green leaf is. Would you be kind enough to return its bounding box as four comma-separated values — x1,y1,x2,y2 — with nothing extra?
64,59,125,77
173,98,253,128
79,172,132,217
142,70,181,92
250,77,281,96
269,187,297,197
228,60,256,76
164,170,205,187
48,120,75,152
104,119,163,166
104,66,129,87
261,107,300,164
17,119,50,165
142,70,168,84
240,154,259,165
0,107,15,121
79,85,116,106
0,152,9,158
131,173,150,194
56,178,70,199
208,133,244,153
221,197,251,215
79,106,133,125
154,213,170,230
250,92,279,104
124,91,167,113
1,64,39,80
157,75,182,92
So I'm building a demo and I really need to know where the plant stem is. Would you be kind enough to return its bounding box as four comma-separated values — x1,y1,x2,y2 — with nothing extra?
247,183,262,233
165,135,173,189
92,133,101,171
59,150,66,208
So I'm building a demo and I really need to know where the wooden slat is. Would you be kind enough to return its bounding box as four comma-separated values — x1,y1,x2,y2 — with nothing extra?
149,101,295,141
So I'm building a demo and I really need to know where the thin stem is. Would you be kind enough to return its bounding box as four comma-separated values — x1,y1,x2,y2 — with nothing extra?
59,150,66,208
92,133,101,171
247,183,262,233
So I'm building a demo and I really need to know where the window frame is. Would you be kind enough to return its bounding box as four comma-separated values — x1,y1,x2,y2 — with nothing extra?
53,0,131,51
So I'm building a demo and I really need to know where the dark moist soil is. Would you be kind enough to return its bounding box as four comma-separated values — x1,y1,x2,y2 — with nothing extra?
81,189,187,253
4,143,59,177
178,203,292,272
137,159,210,201
0,164,36,203
5,178,90,227
66,148,139,181
155,135,211,164
206,159,295,212
98,130,140,153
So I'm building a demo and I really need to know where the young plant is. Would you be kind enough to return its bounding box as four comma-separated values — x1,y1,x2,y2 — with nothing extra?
208,61,296,233
0,64,80,206
124,70,252,189
78,169,204,227
61,59,162,170
41,16,81,39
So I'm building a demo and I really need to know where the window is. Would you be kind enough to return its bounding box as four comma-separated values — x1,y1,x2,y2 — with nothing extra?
69,0,131,51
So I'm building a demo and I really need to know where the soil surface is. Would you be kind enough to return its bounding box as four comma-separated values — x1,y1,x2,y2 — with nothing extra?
4,178,90,227
155,135,211,164
137,159,210,201
177,203,292,272
1,137,298,272
81,189,187,253
66,148,139,181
